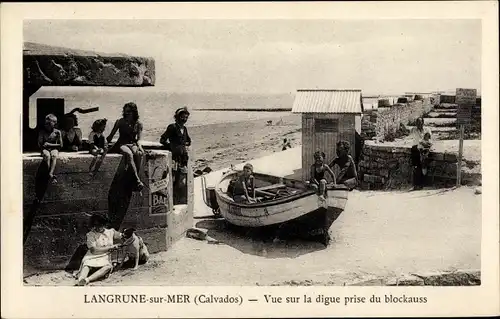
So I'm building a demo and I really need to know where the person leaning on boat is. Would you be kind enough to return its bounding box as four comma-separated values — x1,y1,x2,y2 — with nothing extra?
228,163,256,203
329,140,359,190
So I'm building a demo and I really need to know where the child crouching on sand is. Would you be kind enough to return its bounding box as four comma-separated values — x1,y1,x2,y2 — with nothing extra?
38,114,63,184
308,151,336,200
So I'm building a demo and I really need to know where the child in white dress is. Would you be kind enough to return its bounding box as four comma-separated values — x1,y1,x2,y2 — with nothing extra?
75,214,122,286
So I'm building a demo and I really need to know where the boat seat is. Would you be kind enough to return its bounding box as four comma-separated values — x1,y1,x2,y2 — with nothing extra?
254,189,275,197
254,183,286,192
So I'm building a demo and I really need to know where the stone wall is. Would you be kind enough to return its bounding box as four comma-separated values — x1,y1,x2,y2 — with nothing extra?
361,111,377,140
375,99,433,142
358,143,480,190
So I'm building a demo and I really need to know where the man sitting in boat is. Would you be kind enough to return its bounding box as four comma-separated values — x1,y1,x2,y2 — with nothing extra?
308,151,336,200
329,140,359,190
228,163,256,203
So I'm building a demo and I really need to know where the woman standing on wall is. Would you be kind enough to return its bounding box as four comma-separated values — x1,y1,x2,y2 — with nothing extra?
160,107,192,173
160,107,192,203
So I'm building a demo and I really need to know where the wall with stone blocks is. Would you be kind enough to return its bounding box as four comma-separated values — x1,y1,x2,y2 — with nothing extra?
358,143,479,190
375,99,433,142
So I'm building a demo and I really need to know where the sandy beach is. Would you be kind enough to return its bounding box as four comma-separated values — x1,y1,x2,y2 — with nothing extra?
177,114,302,172
24,186,481,286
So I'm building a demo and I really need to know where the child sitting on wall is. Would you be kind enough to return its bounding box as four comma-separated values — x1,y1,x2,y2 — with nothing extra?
60,113,83,152
38,114,63,184
88,119,108,175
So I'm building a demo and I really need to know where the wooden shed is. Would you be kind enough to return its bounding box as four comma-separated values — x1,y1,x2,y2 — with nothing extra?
291,89,364,181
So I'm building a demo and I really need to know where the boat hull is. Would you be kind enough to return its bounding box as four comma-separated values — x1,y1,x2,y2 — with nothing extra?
212,171,349,242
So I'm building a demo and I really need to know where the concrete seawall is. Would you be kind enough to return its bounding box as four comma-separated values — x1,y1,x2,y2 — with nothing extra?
23,150,191,272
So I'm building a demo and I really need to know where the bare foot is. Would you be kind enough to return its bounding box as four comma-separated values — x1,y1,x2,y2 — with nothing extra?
49,175,57,184
75,278,87,286
136,181,144,192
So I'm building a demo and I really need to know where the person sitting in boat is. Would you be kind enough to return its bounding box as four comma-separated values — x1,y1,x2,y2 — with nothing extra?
74,214,122,286
60,112,83,152
308,151,336,200
106,102,145,191
88,118,108,175
159,107,192,173
329,140,359,190
38,114,63,184
230,163,256,203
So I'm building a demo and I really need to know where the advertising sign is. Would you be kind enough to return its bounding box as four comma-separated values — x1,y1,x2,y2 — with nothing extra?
456,88,477,126
147,154,172,216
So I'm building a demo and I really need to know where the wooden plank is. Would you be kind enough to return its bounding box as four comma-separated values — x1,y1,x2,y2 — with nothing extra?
457,124,464,187
254,183,286,192
255,189,276,197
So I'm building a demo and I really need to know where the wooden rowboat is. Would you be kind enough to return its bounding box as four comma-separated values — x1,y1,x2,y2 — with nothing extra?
202,170,349,244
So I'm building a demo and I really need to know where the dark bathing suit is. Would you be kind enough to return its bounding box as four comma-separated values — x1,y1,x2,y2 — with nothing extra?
93,134,106,149
330,156,356,184
110,119,142,153
160,123,191,167
314,165,327,182
39,129,62,153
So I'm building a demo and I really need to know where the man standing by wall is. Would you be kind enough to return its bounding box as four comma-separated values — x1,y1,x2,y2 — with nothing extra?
410,117,432,190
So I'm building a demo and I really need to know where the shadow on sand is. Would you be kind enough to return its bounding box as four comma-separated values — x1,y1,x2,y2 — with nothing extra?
194,218,328,259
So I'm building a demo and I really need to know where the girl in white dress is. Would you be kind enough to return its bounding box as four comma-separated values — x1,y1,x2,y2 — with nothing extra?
75,214,122,286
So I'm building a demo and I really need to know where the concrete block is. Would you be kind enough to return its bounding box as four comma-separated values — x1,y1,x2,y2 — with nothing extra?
363,174,384,184
429,152,444,161
24,42,155,87
444,153,458,162
379,169,390,178
23,151,189,272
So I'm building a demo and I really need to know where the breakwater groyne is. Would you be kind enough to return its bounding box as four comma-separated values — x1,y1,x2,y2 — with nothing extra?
194,108,292,112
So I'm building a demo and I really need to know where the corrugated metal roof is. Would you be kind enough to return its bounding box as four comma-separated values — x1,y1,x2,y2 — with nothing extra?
291,89,363,114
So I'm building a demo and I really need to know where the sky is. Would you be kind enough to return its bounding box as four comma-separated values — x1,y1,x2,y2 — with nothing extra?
23,19,481,95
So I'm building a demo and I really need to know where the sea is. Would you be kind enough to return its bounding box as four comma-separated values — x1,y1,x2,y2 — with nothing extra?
29,87,387,141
